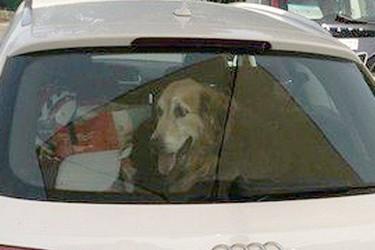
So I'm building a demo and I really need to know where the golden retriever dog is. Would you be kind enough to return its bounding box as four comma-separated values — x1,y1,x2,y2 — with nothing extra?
151,78,230,193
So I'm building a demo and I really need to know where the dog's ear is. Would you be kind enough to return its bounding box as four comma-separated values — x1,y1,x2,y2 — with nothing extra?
200,88,229,133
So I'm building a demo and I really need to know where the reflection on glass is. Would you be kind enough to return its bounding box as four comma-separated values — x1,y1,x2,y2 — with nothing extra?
4,51,375,203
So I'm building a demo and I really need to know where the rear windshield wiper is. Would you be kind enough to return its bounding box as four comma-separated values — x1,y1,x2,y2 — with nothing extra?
265,186,375,201
335,14,368,24
231,185,375,202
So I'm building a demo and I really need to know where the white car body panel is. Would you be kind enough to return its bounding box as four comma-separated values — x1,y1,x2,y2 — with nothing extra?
1,194,375,249
0,1,374,249
1,1,359,59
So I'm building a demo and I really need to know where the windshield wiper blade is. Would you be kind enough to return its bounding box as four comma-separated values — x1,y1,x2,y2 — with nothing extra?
335,14,368,24
248,186,375,202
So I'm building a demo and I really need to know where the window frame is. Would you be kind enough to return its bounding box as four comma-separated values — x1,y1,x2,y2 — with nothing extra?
0,46,372,204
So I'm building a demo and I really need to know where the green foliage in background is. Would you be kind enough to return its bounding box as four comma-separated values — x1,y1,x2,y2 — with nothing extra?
1,0,23,10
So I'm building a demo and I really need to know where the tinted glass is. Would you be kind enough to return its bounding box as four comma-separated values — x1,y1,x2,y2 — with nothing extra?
1,50,375,203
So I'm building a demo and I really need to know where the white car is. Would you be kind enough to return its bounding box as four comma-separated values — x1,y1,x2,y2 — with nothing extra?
1,0,375,249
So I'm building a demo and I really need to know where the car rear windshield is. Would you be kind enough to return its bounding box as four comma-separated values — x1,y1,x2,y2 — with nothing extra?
1,49,375,203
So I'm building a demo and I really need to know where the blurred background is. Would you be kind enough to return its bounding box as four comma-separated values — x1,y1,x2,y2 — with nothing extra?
0,0,22,10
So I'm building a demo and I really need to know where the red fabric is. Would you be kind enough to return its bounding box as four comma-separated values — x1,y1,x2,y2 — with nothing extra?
52,112,120,159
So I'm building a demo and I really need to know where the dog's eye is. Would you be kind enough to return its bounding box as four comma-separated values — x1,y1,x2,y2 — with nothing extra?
174,104,188,118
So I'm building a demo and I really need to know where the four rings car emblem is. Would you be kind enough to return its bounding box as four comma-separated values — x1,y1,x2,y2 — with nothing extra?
212,241,285,250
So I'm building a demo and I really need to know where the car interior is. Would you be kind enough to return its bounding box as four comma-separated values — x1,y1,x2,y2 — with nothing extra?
7,51,373,203
7,51,235,201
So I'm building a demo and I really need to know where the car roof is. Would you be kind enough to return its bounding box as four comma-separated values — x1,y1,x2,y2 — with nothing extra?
0,0,360,62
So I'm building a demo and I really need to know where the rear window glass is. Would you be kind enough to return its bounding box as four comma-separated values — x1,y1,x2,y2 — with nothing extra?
287,0,324,19
1,49,375,203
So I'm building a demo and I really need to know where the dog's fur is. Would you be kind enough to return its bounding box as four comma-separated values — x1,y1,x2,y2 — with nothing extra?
151,78,229,193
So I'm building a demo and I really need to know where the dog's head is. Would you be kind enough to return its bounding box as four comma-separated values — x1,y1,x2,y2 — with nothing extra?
151,78,228,176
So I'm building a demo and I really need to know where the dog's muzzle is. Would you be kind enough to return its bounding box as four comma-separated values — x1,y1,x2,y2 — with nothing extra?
153,136,193,176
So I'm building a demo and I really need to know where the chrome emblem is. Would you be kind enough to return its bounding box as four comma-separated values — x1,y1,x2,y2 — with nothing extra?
212,241,285,250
